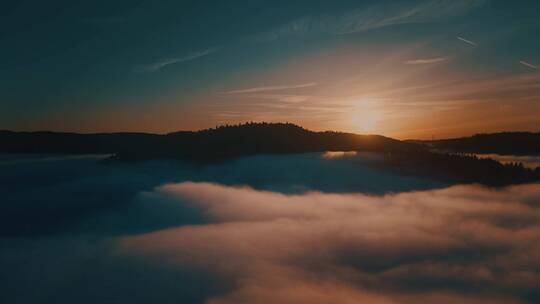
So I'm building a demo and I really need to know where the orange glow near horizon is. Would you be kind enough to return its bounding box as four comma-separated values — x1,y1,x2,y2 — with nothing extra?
11,46,540,140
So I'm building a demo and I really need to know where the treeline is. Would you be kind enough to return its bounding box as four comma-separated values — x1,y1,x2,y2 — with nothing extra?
0,123,415,161
123,122,416,161
417,132,540,155
377,150,540,186
1,123,539,186
0,130,161,155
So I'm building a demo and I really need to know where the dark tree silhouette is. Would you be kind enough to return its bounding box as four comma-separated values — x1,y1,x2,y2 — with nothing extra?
1,123,539,187
415,132,540,155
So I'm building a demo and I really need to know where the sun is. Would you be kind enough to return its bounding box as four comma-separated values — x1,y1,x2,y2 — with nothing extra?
349,98,384,134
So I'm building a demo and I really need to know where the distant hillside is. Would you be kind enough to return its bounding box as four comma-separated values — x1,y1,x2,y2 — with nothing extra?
1,123,539,186
0,123,416,161
139,123,417,161
415,132,540,155
377,150,539,187
0,130,161,155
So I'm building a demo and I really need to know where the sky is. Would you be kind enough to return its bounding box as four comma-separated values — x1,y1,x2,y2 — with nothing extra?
1,0,539,139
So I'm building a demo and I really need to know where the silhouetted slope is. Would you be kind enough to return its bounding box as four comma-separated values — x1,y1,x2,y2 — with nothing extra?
1,123,539,186
416,132,540,155
131,123,417,160
378,150,540,187
0,130,160,154
0,123,415,160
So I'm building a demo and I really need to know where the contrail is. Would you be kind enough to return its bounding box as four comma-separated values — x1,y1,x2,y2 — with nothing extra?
520,61,539,70
457,36,477,46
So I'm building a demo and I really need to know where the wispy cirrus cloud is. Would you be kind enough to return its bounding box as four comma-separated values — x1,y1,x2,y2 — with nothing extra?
134,47,219,73
405,57,449,65
259,0,488,40
223,82,317,94
520,60,540,70
246,93,311,103
457,36,478,46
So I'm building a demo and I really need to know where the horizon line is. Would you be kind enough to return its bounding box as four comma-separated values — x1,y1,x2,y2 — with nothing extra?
1,122,538,141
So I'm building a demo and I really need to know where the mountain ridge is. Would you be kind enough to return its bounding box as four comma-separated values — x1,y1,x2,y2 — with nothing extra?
1,123,539,187
0,122,415,160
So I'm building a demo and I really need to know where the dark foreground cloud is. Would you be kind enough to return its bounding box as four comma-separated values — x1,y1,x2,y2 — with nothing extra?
0,236,227,304
118,182,540,304
0,153,442,236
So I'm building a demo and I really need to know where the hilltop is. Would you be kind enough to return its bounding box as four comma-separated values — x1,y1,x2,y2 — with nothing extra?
0,123,416,161
1,123,539,186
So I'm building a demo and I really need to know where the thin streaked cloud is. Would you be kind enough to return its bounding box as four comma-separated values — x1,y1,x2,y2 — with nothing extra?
259,0,488,41
405,57,449,65
223,83,318,94
247,94,311,103
457,36,477,46
134,47,219,73
520,61,540,70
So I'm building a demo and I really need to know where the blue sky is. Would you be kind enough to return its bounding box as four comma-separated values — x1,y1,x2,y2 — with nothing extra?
1,0,539,138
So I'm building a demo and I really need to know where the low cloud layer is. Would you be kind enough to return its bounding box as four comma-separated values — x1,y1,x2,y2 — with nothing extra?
119,182,540,304
0,153,441,237
1,155,539,303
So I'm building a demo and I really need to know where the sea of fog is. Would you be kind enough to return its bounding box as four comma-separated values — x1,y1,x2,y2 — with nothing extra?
474,153,540,169
1,153,539,304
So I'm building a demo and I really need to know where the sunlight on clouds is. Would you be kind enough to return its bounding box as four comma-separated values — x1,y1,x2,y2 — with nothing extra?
321,151,358,159
193,41,540,139
118,181,540,304
223,83,318,94
405,57,449,65
110,13,540,139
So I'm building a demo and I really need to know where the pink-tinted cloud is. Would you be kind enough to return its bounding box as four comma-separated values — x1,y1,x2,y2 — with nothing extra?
118,182,540,304
223,83,318,94
405,57,449,65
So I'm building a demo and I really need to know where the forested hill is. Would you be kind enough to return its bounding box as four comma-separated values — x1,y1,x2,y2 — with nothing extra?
415,132,540,155
1,123,539,186
148,123,416,161
0,123,416,161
